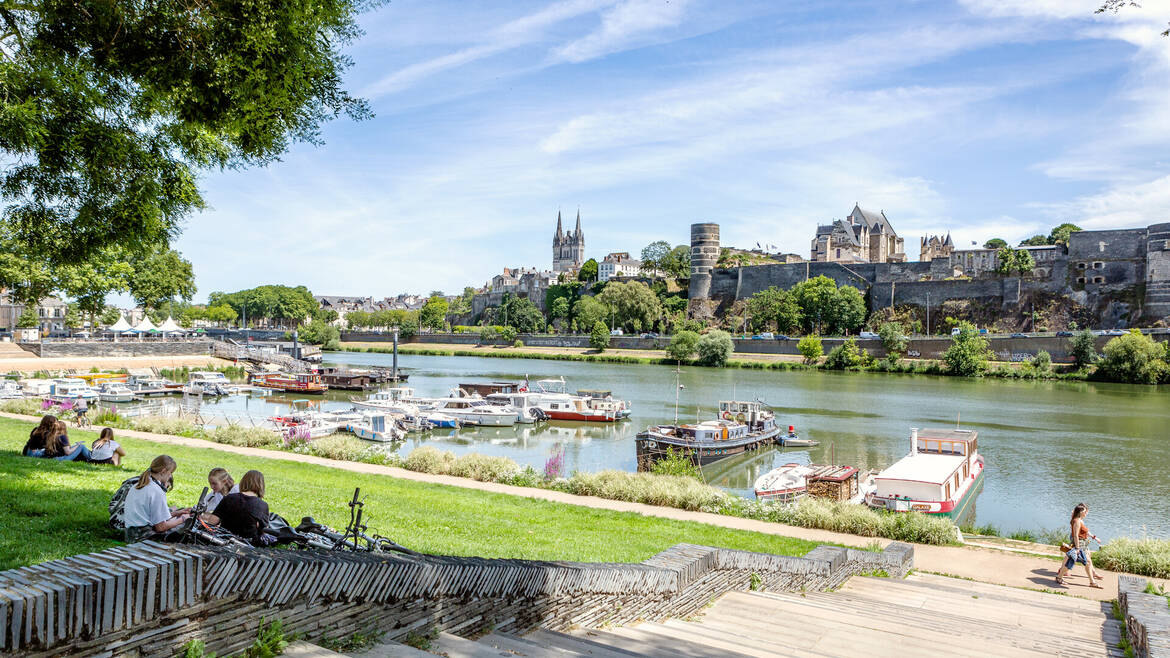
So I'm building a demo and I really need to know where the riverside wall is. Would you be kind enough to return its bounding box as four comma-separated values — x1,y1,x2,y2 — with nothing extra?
17,340,214,359
0,540,913,657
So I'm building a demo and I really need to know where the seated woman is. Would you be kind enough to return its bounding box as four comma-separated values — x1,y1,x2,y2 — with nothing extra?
22,415,58,457
204,467,239,512
205,470,270,544
87,428,126,465
41,420,91,461
121,455,189,542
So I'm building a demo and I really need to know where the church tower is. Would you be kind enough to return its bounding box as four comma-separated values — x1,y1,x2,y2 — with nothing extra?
552,209,585,272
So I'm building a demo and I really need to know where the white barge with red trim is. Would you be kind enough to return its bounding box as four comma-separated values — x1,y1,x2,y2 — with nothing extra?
866,427,985,519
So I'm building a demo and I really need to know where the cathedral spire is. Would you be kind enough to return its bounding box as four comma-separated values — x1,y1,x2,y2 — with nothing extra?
555,210,563,242
575,208,582,239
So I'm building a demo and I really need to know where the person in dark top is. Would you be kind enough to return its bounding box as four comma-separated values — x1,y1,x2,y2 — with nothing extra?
42,420,91,461
22,415,58,457
206,469,270,543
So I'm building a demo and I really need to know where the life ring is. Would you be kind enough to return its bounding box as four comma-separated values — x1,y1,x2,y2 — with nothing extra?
736,412,746,422
722,411,733,420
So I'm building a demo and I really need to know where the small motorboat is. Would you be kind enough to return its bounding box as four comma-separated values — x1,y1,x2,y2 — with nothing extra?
777,426,820,447
0,380,23,399
753,463,816,503
346,413,404,443
97,382,136,403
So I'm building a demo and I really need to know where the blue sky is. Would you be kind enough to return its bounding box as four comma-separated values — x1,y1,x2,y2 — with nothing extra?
173,0,1170,301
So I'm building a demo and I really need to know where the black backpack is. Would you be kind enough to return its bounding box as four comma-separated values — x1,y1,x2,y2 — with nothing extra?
108,476,139,530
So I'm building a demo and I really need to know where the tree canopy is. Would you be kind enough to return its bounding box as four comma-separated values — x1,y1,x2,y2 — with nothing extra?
0,0,375,267
597,281,663,333
983,238,1008,249
640,241,690,279
996,247,1035,276
208,285,316,328
577,259,599,282
746,286,802,334
419,295,449,331
789,276,867,336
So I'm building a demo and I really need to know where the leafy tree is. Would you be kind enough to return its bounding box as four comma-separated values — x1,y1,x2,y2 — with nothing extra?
545,282,583,323
597,281,663,333
499,326,518,344
823,338,870,370
479,326,499,344
1070,330,1099,369
64,306,83,329
1018,235,1048,247
578,259,599,282
572,296,608,332
983,238,1008,249
943,322,992,376
589,321,610,352
449,287,476,316
1098,330,1168,384
16,308,39,329
666,330,700,361
797,335,823,364
746,287,802,334
487,294,544,333
1048,223,1083,246
208,285,316,328
826,285,867,335
665,245,692,279
995,247,1035,276
1032,350,1052,373
0,0,374,267
640,241,672,275
99,307,121,326
879,322,908,363
128,249,197,311
697,330,734,366
550,297,571,323
298,318,340,350
206,304,238,327
790,276,866,335
419,296,449,331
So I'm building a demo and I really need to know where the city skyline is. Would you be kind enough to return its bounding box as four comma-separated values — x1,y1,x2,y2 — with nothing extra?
165,0,1170,302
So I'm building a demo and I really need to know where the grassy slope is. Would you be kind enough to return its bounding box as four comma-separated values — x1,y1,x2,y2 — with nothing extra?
0,417,817,570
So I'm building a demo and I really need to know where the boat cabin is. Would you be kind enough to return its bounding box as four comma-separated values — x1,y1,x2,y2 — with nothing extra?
717,400,773,428
676,420,749,442
188,371,231,386
458,382,520,397
872,428,979,509
576,389,613,400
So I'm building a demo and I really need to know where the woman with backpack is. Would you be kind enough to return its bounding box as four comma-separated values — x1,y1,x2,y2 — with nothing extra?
118,455,190,542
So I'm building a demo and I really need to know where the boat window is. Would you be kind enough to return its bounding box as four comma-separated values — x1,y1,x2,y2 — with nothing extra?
963,463,969,479
945,482,951,499
954,473,960,490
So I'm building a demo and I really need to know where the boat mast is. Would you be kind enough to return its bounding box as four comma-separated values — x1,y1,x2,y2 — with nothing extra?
674,363,681,425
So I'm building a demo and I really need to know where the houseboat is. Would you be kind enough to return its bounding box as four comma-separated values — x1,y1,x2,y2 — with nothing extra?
48,379,99,402
251,372,327,394
866,427,985,519
320,366,379,391
457,381,522,397
484,392,546,423
528,378,631,422
635,400,783,470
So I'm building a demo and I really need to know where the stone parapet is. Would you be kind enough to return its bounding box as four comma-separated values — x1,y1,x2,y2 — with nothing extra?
1119,575,1170,658
19,340,213,359
0,540,913,657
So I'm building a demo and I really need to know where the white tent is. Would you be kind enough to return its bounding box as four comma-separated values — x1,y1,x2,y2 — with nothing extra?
107,315,131,332
158,316,183,333
132,316,158,333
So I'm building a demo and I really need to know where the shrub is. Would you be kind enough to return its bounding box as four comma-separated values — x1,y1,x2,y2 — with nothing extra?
449,453,521,482
696,330,734,366
879,322,907,363
665,330,700,361
648,447,702,479
1070,329,1098,369
708,497,958,545
823,338,869,370
589,321,610,352
1097,330,1168,384
499,326,518,344
131,415,202,437
797,335,823,365
0,398,47,416
404,446,455,474
1095,538,1170,579
208,424,282,448
943,322,991,376
563,470,727,510
512,339,524,348
478,326,498,344
1031,350,1051,373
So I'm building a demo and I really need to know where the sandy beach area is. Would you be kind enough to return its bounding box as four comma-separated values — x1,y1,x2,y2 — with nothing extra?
0,355,234,373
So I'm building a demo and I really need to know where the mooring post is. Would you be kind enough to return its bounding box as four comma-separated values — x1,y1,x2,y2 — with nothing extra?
392,326,399,380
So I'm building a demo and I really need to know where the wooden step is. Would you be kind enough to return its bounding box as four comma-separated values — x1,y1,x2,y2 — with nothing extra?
478,632,578,656
283,641,345,657
899,572,1112,613
524,629,641,658
571,627,755,658
352,639,436,657
628,621,809,658
431,632,515,657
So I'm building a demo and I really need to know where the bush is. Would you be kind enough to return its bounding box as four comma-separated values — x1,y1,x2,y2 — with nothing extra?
513,339,524,348
665,330,700,361
797,335,823,365
879,322,907,363
648,447,702,479
561,470,726,511
1031,350,1051,373
589,321,610,352
1070,329,1098,369
0,398,47,416
696,330,734,366
499,326,518,344
708,497,958,545
404,446,455,474
823,338,870,370
208,424,282,448
478,326,498,344
449,454,521,482
1097,330,1168,384
942,322,991,376
1095,538,1170,579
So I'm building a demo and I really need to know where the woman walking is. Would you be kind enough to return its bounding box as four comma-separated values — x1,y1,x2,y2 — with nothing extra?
1056,503,1103,588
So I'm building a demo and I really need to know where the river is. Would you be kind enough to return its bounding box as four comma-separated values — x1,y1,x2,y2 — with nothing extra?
178,351,1170,541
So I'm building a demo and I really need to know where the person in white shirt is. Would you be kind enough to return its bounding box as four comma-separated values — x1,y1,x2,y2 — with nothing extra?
204,467,239,512
121,455,189,542
87,427,127,465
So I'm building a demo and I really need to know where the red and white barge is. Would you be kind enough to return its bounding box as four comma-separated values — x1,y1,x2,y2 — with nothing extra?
865,427,985,520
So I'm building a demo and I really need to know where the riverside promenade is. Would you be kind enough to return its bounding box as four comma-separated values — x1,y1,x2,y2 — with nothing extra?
5,410,1161,601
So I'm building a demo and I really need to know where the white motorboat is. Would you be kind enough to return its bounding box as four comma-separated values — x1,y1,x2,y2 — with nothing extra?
351,387,421,413
345,413,404,442
485,392,547,424
281,416,340,441
753,463,816,503
184,371,233,396
0,380,23,399
48,379,99,402
97,382,136,403
426,396,518,427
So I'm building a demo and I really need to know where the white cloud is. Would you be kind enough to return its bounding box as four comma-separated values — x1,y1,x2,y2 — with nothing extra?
552,0,688,63
1033,174,1170,229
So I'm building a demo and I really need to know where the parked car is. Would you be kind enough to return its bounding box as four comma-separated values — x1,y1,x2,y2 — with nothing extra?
951,327,962,337
1010,332,1028,338
978,328,989,335
1056,331,1074,337
858,331,879,340
609,328,623,336
775,334,791,341
750,332,774,340
1104,329,1126,336
640,332,658,339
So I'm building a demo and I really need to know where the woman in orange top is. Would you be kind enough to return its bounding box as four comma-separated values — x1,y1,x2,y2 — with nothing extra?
1056,503,1103,587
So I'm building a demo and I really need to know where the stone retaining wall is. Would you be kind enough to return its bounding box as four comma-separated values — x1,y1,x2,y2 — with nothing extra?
0,540,912,657
1119,575,1170,658
20,341,214,359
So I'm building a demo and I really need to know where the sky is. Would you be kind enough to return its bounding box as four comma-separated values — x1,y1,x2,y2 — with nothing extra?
172,0,1170,302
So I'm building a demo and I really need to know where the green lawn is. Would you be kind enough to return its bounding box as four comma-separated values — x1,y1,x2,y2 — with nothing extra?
0,417,818,570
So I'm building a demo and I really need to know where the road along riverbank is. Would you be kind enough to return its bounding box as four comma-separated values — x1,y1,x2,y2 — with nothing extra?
5,411,1159,600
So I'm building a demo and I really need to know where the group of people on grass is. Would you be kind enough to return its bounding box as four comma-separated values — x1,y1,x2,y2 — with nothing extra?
109,455,272,545
21,414,125,464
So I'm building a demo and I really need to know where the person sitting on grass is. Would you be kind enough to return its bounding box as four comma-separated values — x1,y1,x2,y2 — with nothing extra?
87,428,126,465
120,455,190,543
41,420,91,461
204,467,238,512
204,470,272,545
21,414,57,457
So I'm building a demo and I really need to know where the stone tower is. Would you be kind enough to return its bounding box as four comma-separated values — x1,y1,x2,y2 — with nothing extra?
689,222,720,300
553,210,585,273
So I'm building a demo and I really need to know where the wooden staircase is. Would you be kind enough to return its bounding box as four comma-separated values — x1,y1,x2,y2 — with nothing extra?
0,341,38,359
290,573,1124,658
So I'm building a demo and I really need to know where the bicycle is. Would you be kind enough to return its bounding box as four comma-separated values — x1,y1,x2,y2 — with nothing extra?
74,410,91,429
295,487,418,556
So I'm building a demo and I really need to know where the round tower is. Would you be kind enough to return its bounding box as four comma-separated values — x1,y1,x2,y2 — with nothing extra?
689,222,720,300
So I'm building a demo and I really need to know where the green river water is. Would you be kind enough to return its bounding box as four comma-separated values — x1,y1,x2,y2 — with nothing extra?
192,351,1170,540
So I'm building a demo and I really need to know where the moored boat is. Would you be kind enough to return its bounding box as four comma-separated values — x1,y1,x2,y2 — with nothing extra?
251,372,327,394
48,379,99,402
345,413,404,442
635,400,782,470
753,463,816,503
97,382,136,403
866,427,985,519
426,396,518,427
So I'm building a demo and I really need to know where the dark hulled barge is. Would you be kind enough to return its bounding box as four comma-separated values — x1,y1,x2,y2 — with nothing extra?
635,400,783,470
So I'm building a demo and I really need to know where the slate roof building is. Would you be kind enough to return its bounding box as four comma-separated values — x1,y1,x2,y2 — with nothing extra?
811,204,906,264
920,234,955,262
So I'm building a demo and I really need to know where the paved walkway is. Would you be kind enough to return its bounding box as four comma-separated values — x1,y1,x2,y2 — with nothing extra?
0,355,233,373
3,411,1162,601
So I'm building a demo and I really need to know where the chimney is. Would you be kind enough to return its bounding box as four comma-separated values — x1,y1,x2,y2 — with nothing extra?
911,427,918,455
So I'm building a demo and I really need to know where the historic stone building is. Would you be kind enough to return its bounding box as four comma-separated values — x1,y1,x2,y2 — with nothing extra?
553,210,585,273
811,204,906,263
919,234,954,262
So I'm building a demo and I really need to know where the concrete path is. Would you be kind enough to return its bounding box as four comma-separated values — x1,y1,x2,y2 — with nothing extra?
3,411,1162,601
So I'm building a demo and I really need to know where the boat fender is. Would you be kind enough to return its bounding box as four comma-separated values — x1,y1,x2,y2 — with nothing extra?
722,411,733,420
